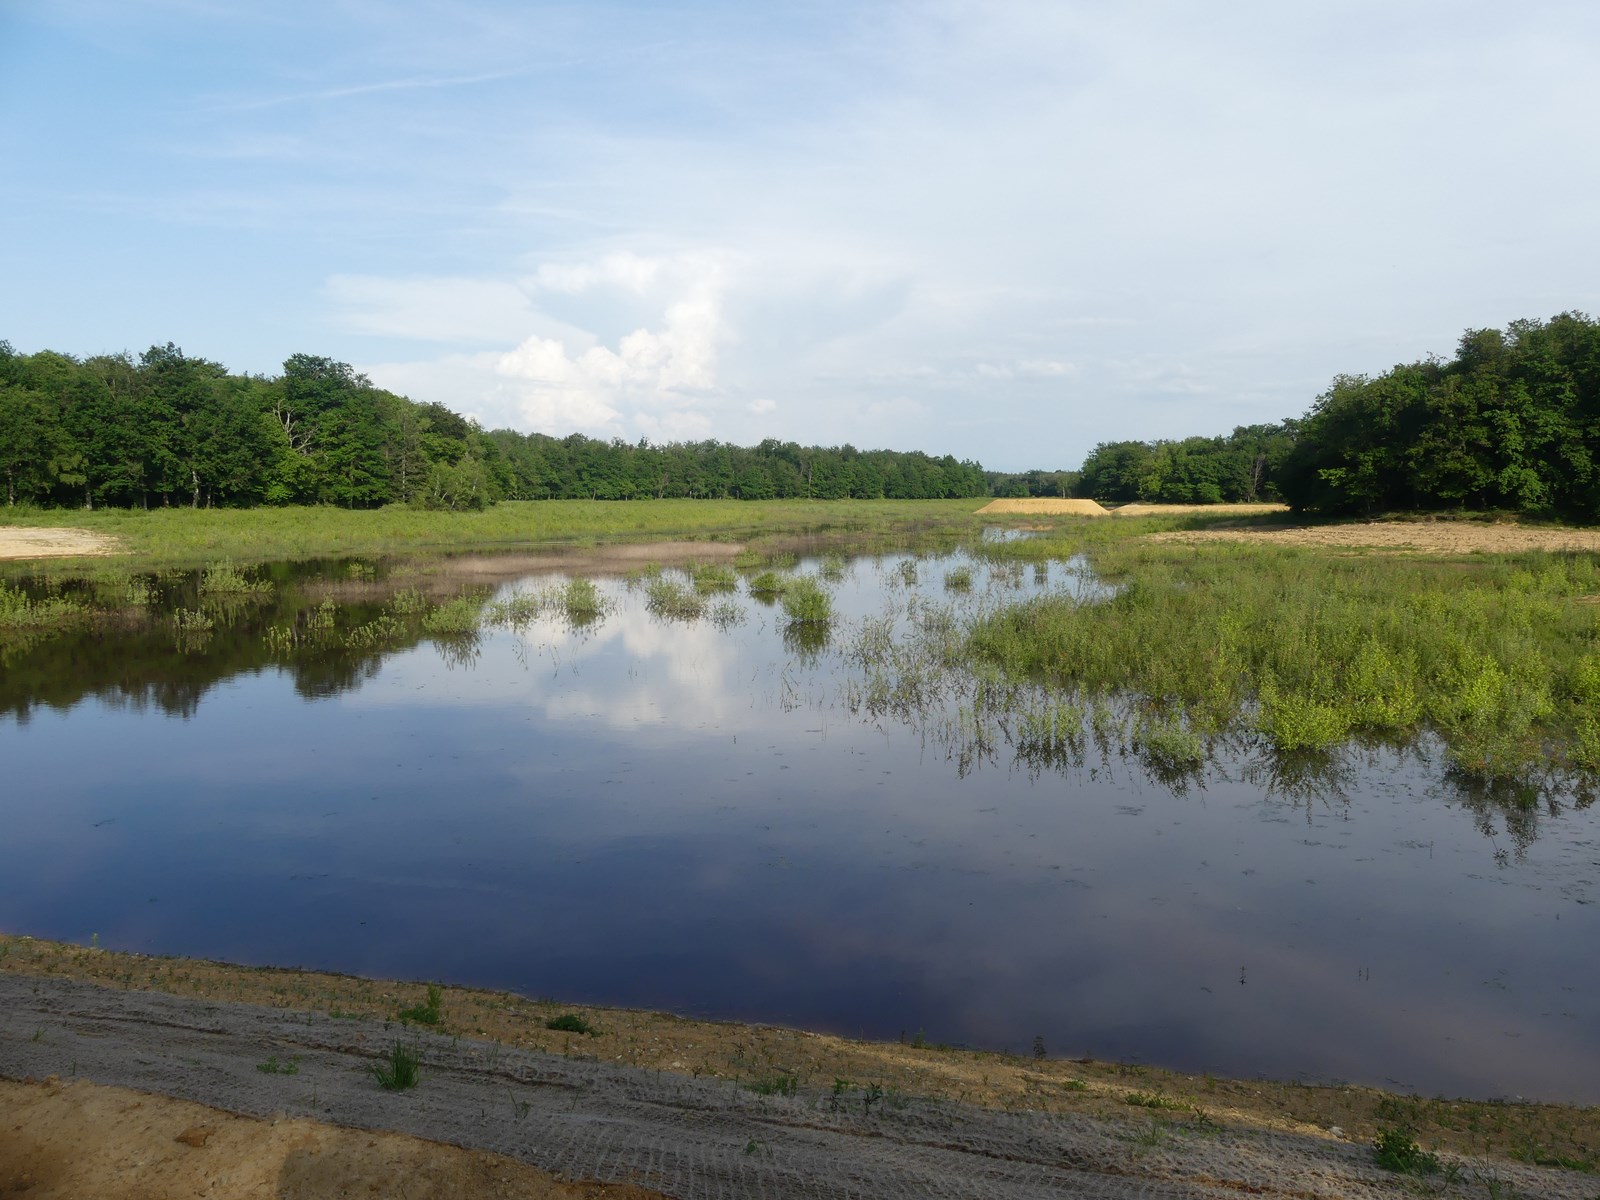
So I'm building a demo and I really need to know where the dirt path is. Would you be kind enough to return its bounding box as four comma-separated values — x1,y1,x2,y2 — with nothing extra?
1147,520,1600,554
2,972,1592,1200
0,526,119,559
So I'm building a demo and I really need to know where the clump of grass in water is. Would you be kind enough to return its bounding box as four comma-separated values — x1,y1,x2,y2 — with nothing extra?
645,576,707,620
943,565,974,590
371,1041,421,1091
171,607,214,651
690,563,737,592
780,576,832,626
343,615,402,651
0,583,86,631
710,599,746,629
557,576,607,621
397,983,444,1025
732,549,764,570
895,560,918,586
421,595,485,634
388,588,428,616
746,570,789,597
199,559,270,595
818,554,848,583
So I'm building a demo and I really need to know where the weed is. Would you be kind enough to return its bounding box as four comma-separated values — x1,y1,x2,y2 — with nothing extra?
1063,1078,1088,1092
690,563,737,592
1126,1091,1189,1112
747,1072,799,1097
370,1041,421,1091
545,1012,597,1035
1373,1125,1441,1175
199,560,269,595
421,596,485,634
256,1055,300,1075
746,570,789,597
943,565,974,590
557,576,606,620
780,576,832,625
645,577,707,620
397,983,444,1026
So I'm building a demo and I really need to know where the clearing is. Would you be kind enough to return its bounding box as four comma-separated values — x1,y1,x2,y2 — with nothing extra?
1148,520,1600,554
0,526,119,559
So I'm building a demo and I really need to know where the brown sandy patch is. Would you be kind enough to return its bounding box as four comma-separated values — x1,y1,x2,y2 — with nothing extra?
4,934,1596,1172
1112,503,1289,517
0,1075,665,1200
976,498,1109,516
0,526,119,559
1148,520,1600,555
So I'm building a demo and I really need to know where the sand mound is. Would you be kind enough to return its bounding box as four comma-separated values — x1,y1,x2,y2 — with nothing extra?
976,498,1108,516
0,527,119,559
1111,503,1288,517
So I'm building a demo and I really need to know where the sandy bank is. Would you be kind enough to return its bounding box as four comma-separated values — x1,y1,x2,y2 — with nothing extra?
0,526,120,559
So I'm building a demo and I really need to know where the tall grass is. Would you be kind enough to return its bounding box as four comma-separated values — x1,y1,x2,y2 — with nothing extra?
780,576,833,625
968,531,1600,777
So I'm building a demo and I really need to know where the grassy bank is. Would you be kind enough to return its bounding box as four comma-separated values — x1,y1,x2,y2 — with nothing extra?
0,498,988,569
969,518,1600,777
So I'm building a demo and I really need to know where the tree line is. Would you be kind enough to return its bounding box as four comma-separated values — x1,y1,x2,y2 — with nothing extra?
1063,311,1600,515
0,341,987,509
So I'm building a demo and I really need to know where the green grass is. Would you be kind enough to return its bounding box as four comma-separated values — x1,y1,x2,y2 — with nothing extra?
747,1071,799,1096
370,1040,422,1091
943,565,974,590
545,1012,598,1035
689,563,737,592
645,576,708,620
397,983,444,1026
1,499,988,570
779,576,833,625
255,1054,300,1075
746,570,789,596
968,523,1600,778
1372,1125,1442,1175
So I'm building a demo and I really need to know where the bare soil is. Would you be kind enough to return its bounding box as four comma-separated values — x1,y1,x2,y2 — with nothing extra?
1112,503,1289,517
1147,520,1600,554
977,498,1109,516
0,1076,666,1200
0,527,119,559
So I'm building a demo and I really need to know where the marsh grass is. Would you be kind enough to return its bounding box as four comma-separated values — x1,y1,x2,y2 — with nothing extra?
645,575,708,620
943,565,974,590
199,559,270,595
690,563,737,592
780,576,833,625
421,595,486,634
746,570,789,597
969,528,1600,778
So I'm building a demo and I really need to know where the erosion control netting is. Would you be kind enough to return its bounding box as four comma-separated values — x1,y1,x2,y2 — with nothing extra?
0,975,1586,1199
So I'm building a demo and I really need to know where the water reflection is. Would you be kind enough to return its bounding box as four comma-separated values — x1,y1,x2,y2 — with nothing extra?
2,548,1598,1102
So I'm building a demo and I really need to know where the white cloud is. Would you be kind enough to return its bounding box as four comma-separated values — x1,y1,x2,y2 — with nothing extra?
748,398,777,414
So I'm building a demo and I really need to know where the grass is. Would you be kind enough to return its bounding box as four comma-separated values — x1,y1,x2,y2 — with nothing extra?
545,1012,598,1035
746,570,789,597
1372,1125,1442,1175
644,575,708,620
397,983,444,1026
689,563,737,592
779,576,833,625
255,1054,300,1075
747,1071,799,1096
968,520,1600,779
370,1040,422,1091
0,498,989,570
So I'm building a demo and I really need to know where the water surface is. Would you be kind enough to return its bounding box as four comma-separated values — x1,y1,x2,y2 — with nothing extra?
3,546,1597,1102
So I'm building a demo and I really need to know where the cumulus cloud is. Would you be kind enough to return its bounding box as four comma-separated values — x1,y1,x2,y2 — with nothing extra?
358,252,728,437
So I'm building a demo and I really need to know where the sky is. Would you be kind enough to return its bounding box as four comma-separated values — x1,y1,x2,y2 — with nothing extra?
3,1,1599,472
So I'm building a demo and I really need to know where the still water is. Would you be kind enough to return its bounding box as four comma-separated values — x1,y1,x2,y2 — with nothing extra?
3,545,1597,1102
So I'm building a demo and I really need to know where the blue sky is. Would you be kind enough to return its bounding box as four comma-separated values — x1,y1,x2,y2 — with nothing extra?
3,1,1599,471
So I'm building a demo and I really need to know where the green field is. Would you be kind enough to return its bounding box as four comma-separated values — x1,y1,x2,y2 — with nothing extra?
0,498,989,568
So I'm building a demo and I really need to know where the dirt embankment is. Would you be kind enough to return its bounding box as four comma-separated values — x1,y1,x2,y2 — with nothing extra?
1147,520,1600,554
0,527,120,559
1,1076,664,1200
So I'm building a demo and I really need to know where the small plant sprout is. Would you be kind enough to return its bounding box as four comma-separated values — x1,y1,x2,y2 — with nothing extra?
256,1055,300,1075
397,983,444,1026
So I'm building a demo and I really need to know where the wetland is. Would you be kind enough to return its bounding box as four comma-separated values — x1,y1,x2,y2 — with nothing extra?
3,518,1599,1107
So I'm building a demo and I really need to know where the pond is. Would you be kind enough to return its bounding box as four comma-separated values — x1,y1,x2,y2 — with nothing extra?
2,541,1598,1103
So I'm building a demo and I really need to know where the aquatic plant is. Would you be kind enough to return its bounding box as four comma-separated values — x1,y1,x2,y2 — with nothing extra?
746,571,789,597
199,559,270,595
645,576,707,620
780,576,833,625
422,596,485,634
690,563,737,592
943,565,974,590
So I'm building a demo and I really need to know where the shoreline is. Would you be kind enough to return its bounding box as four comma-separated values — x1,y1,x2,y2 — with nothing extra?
3,932,1595,1178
